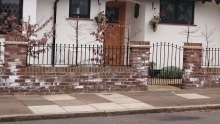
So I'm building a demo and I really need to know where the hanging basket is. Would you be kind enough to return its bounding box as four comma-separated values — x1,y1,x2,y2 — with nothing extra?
95,16,106,25
149,16,160,32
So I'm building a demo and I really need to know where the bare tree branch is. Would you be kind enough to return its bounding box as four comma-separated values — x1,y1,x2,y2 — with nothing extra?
178,20,201,43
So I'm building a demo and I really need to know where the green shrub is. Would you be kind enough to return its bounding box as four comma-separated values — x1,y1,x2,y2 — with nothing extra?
158,66,182,79
148,62,156,77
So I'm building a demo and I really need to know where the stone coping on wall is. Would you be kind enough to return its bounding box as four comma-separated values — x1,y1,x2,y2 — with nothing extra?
130,41,150,45
184,43,202,46
183,42,203,49
4,41,28,45
129,45,150,48
5,36,27,42
182,46,203,49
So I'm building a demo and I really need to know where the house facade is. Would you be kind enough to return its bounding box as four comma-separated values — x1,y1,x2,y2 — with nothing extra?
0,0,219,93
0,0,219,66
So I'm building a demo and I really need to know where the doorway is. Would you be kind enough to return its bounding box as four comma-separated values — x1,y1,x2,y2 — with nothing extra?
104,1,126,66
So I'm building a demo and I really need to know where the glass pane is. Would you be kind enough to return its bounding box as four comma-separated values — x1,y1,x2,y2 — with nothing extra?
177,0,194,24
106,7,119,23
70,0,89,15
160,0,175,23
0,0,21,23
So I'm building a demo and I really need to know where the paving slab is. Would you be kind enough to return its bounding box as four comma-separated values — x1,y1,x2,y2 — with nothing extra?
190,88,220,94
71,94,111,104
90,103,127,111
142,100,179,107
175,93,210,99
121,93,164,103
15,95,46,100
62,105,97,112
122,91,175,96
96,93,127,98
43,94,75,101
0,96,18,102
28,105,66,114
119,103,154,109
0,101,33,115
202,93,220,99
20,100,55,106
53,100,86,106
171,98,220,106
104,97,142,104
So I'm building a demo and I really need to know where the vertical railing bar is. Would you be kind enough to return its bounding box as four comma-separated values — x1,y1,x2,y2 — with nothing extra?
38,45,40,65
76,44,78,66
151,43,155,85
63,44,66,65
159,42,162,72
218,48,220,66
92,45,94,65
59,44,61,65
174,45,178,86
55,44,57,65
42,44,45,65
88,45,91,65
84,44,87,65
33,45,35,65
68,44,70,65
166,43,170,86
170,44,174,85
163,42,166,85
71,44,75,66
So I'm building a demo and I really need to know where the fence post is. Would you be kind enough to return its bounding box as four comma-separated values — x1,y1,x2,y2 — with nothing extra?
4,37,28,84
182,43,203,88
129,41,150,90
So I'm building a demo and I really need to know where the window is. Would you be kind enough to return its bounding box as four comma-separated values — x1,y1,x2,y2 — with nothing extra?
160,0,195,24
69,0,91,18
0,0,23,34
106,7,120,23
0,0,23,24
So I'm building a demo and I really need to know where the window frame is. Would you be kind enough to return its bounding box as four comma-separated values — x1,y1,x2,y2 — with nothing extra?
159,0,195,25
69,0,91,18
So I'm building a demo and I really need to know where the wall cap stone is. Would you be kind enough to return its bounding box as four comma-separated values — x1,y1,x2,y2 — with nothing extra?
130,45,150,48
182,46,203,49
4,41,28,45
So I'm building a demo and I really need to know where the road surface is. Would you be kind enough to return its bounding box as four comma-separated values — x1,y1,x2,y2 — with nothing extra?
1,110,220,124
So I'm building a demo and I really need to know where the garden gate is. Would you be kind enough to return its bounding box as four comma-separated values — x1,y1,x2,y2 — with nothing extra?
148,42,183,88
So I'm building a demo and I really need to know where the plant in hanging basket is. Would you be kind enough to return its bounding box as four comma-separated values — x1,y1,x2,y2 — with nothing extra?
149,13,160,32
95,11,107,25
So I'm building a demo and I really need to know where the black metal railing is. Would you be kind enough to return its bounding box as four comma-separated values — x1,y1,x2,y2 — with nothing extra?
148,42,183,87
27,44,130,66
202,48,220,67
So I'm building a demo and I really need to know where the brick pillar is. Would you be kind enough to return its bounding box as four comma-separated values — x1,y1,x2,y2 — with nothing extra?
4,37,28,87
182,43,203,88
129,41,150,90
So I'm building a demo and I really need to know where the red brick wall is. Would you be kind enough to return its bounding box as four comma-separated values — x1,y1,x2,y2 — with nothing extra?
182,43,220,88
0,39,150,95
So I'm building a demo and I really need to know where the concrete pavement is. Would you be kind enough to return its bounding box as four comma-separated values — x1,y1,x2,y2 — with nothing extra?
1,88,220,122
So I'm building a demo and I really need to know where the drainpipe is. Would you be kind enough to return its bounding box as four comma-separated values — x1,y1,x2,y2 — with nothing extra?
52,0,60,66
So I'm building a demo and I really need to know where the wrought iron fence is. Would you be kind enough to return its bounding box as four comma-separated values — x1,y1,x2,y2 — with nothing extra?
27,44,130,66
148,42,183,87
202,48,220,67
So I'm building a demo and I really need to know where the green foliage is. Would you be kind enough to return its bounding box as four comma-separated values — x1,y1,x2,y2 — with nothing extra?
95,11,107,25
149,16,160,32
158,66,182,79
148,62,156,77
